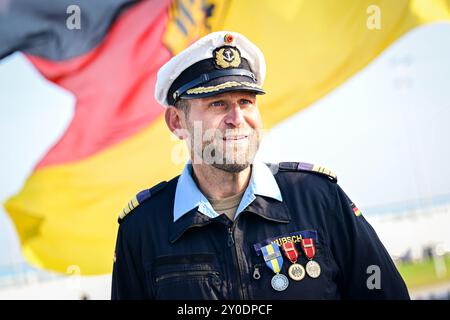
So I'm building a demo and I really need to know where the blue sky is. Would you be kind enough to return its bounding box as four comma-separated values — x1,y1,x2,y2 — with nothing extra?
1,23,450,268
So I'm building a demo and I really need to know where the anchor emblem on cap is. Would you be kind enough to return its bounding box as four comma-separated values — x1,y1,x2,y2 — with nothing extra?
213,46,241,69
222,48,234,62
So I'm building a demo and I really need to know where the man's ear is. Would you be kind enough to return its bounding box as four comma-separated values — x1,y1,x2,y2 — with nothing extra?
165,106,187,140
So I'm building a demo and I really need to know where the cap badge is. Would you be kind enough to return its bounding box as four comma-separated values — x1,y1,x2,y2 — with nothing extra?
213,46,241,69
224,33,234,44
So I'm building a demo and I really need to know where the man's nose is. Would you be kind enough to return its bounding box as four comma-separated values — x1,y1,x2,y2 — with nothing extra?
224,104,244,127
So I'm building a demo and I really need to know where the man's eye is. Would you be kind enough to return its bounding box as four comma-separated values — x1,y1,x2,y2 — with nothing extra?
240,99,253,105
210,101,224,107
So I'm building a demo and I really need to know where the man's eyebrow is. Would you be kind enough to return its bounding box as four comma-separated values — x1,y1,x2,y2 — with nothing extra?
206,98,224,103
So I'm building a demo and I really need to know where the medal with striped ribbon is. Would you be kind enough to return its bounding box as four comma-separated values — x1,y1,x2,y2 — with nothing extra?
301,238,321,278
281,241,306,281
261,243,289,291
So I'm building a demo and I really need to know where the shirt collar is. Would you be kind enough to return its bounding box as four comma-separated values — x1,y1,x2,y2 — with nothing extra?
173,160,283,222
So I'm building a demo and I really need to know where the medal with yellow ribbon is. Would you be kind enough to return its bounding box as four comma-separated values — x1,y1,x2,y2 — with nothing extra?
281,241,306,281
301,238,321,278
261,243,289,291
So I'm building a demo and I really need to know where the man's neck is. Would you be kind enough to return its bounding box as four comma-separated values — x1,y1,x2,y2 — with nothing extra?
191,162,252,200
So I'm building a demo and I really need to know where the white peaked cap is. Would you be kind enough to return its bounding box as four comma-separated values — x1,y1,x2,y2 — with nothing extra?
155,31,266,107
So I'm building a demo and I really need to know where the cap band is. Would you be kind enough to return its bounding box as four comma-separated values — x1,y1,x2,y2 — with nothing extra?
172,68,256,103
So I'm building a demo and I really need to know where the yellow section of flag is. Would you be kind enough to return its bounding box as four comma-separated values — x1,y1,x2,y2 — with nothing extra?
217,0,450,127
5,117,186,274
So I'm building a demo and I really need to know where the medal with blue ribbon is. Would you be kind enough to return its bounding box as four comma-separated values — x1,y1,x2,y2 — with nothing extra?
261,243,289,291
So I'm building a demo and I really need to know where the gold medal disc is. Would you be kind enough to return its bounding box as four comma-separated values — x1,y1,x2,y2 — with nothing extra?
288,263,306,281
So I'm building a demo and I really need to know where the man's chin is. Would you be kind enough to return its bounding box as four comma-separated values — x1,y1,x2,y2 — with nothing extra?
211,162,251,173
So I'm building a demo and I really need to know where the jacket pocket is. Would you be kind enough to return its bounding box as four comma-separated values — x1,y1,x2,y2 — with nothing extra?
150,253,226,300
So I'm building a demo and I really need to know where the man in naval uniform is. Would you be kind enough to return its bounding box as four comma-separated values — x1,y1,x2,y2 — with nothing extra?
111,31,410,300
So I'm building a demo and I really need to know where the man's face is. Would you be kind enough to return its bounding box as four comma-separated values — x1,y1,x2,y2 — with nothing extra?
180,91,263,173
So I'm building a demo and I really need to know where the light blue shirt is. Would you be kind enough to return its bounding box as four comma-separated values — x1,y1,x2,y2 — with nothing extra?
173,160,283,222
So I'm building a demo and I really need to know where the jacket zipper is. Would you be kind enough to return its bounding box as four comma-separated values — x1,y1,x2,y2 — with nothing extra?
227,225,248,299
155,270,220,283
253,263,262,280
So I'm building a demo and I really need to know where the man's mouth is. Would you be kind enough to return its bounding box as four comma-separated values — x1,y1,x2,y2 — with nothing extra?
223,135,248,141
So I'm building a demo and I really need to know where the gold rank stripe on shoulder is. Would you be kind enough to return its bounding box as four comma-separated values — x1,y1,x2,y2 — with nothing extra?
118,181,168,223
311,164,337,181
119,196,140,222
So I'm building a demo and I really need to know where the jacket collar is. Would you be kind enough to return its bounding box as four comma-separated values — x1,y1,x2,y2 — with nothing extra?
169,194,291,243
244,192,291,224
169,161,291,243
173,160,283,222
169,208,214,243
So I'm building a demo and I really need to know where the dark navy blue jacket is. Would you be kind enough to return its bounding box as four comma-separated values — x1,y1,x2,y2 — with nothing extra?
111,162,410,300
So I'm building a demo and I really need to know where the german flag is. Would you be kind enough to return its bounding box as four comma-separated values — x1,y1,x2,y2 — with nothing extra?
351,203,363,217
1,0,448,275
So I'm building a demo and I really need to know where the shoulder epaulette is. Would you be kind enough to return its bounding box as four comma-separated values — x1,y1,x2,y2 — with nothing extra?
278,162,337,183
118,181,168,223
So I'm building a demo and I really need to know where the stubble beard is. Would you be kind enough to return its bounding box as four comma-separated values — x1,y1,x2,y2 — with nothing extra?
186,120,261,173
